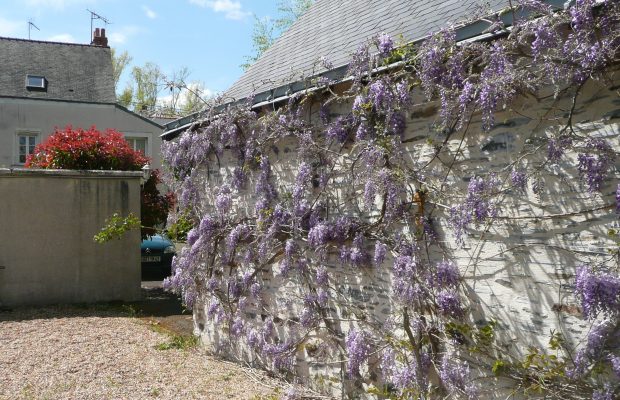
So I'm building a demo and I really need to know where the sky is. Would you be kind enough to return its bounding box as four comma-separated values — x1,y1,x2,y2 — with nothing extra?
0,0,282,98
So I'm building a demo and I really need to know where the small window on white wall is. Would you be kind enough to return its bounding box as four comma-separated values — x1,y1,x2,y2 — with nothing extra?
16,133,38,164
125,137,148,156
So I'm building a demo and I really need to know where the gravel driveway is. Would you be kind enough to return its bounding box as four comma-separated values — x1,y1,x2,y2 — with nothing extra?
0,305,285,400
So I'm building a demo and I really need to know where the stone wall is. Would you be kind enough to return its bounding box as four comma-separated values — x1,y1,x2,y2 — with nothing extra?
191,74,620,398
0,169,142,306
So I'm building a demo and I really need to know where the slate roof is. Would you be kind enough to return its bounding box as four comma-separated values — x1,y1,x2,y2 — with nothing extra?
224,0,512,102
164,0,567,139
0,37,116,103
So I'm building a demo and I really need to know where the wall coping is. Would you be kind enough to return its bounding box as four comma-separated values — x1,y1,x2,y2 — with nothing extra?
0,168,143,178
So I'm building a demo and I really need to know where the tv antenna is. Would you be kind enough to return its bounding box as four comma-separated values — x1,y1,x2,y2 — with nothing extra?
28,20,40,40
87,9,111,42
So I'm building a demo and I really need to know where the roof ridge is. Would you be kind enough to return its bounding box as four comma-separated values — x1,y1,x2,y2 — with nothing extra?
0,35,103,49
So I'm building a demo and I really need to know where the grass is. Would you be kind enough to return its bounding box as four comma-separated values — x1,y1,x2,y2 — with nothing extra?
149,320,199,351
250,390,281,400
154,333,199,351
220,371,235,382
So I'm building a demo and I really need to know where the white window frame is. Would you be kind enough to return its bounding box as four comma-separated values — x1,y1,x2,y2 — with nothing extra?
123,133,151,157
14,130,41,165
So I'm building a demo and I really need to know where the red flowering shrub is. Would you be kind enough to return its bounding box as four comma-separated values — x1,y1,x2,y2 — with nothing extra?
27,126,173,238
26,126,148,171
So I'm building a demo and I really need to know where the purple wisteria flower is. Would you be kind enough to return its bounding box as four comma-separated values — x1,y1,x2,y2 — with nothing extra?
356,121,370,141
511,168,528,191
293,162,312,205
207,300,221,320
377,32,394,57
256,156,277,201
315,266,328,286
440,355,477,399
449,175,500,245
396,80,411,106
246,328,264,350
568,319,614,378
531,20,559,60
186,228,199,247
230,315,245,337
215,185,232,214
616,183,620,213
434,260,460,288
479,42,515,130
231,166,247,190
326,116,349,143
346,233,369,267
374,242,388,267
392,253,426,305
418,29,455,98
345,329,371,377
575,265,620,319
363,180,376,210
380,348,426,393
387,112,407,136
317,288,328,307
199,214,219,240
300,306,317,328
592,385,614,400
368,78,394,113
352,95,368,113
577,138,615,193
263,341,295,371
436,290,463,317
226,224,249,262
348,43,371,82
308,223,332,247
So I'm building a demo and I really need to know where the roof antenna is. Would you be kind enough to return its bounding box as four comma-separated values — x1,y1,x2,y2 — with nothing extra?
28,20,40,40
87,9,111,42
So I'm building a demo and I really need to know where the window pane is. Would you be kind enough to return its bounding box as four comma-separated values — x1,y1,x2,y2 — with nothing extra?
17,135,37,163
135,138,147,155
27,76,44,87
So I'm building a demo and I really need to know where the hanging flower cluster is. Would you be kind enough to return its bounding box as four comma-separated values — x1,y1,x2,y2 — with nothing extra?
162,1,620,398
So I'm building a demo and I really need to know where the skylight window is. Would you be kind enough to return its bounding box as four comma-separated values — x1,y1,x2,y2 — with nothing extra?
26,75,47,91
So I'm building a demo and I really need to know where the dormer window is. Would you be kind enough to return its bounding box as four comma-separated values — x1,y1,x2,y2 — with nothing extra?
26,75,47,91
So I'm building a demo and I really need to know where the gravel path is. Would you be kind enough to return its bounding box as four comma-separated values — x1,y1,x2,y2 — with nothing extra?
0,306,283,400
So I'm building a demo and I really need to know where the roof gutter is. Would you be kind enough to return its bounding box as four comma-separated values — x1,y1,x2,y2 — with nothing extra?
161,0,567,141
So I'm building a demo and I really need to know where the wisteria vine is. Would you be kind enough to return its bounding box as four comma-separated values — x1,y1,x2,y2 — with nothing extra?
162,1,620,398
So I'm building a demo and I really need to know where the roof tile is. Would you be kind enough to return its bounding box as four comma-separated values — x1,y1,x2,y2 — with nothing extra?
225,0,510,101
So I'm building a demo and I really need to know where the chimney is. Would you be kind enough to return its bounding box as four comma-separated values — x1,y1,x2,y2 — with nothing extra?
91,27,109,47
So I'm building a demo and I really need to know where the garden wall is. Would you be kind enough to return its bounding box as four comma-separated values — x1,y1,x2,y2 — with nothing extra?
0,169,142,307
190,73,620,398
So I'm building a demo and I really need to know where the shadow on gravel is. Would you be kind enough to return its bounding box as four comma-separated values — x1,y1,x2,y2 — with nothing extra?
0,270,194,337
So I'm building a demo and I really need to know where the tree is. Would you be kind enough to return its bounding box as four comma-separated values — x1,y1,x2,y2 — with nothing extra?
180,82,209,115
26,126,173,238
131,62,164,113
111,48,132,93
117,86,133,108
112,55,209,118
243,0,314,69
